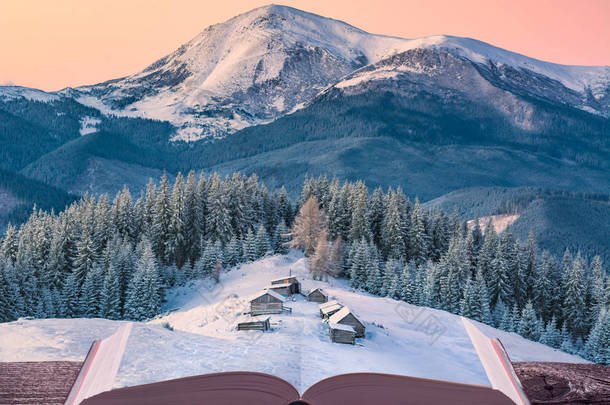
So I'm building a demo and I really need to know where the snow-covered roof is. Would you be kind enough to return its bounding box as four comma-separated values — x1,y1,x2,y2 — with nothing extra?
320,304,343,315
235,315,270,324
308,287,327,296
319,300,339,309
329,322,355,333
249,289,285,302
270,276,299,283
329,306,356,324
266,282,293,288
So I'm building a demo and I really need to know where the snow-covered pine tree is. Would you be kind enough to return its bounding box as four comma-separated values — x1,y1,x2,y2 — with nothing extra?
349,240,369,290
408,198,428,265
124,241,160,321
398,263,414,303
562,252,587,338
243,230,258,263
368,187,385,247
166,172,187,267
517,301,540,341
540,316,561,348
0,224,18,263
381,191,405,260
588,256,606,326
78,265,104,317
349,182,371,242
100,265,121,319
151,174,172,262
584,309,609,365
224,236,243,267
254,223,270,258
73,222,98,286
206,174,234,244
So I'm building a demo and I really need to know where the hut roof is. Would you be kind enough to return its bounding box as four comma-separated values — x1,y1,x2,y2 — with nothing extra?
320,303,343,315
308,287,328,296
235,315,270,324
249,289,285,302
270,276,298,283
318,300,339,309
267,282,293,288
329,306,361,325
329,322,355,333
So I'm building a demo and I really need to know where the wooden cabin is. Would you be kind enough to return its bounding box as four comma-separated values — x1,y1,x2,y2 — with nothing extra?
328,307,365,338
320,302,344,319
329,322,356,344
270,276,300,294
249,290,285,316
307,288,328,303
266,283,293,297
236,315,271,332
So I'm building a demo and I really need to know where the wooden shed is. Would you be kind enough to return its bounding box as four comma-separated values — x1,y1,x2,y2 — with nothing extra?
266,283,293,297
271,276,300,294
328,307,365,338
320,302,344,319
329,322,356,344
236,315,271,332
307,288,328,303
249,290,285,316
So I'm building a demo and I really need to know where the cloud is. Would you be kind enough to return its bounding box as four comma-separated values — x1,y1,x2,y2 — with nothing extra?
1,80,15,86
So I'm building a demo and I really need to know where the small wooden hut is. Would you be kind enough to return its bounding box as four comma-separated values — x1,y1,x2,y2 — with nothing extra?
307,288,328,303
328,307,365,338
320,302,344,319
270,276,300,294
329,322,356,344
249,290,285,316
236,315,271,332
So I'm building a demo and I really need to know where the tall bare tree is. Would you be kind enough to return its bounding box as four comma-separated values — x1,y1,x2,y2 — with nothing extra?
290,196,328,256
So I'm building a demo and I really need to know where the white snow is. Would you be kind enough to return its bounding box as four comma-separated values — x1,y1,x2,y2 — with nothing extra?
79,116,101,136
0,86,59,103
0,252,584,394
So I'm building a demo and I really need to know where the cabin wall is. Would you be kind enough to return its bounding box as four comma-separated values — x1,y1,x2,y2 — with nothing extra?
338,314,366,338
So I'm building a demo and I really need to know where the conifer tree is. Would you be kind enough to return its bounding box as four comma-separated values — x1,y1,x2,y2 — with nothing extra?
349,240,369,289
349,182,370,242
584,310,610,365
540,316,561,348
517,301,540,341
563,252,587,337
368,187,385,247
255,224,270,257
100,265,121,319
124,241,160,321
243,230,258,262
381,192,405,259
151,173,172,262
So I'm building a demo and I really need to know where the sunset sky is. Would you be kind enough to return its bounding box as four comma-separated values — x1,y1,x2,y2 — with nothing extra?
1,0,608,91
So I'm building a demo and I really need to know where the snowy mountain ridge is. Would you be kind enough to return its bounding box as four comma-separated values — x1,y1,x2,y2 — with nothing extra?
51,4,608,141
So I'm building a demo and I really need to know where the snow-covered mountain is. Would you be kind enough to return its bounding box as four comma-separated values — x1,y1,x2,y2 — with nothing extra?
0,253,584,392
62,4,608,141
67,5,410,141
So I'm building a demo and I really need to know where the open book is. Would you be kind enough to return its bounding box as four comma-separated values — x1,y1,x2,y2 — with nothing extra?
74,319,529,405
80,370,515,404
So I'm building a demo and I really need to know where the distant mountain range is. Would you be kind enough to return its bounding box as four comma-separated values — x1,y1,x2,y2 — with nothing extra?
0,4,608,260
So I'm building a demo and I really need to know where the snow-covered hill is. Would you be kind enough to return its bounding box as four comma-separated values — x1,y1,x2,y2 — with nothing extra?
62,5,608,141
0,252,584,393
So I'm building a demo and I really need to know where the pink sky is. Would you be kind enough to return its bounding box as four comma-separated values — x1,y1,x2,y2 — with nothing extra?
1,0,608,91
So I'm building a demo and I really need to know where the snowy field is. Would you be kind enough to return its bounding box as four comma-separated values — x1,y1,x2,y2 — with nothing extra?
0,252,583,393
